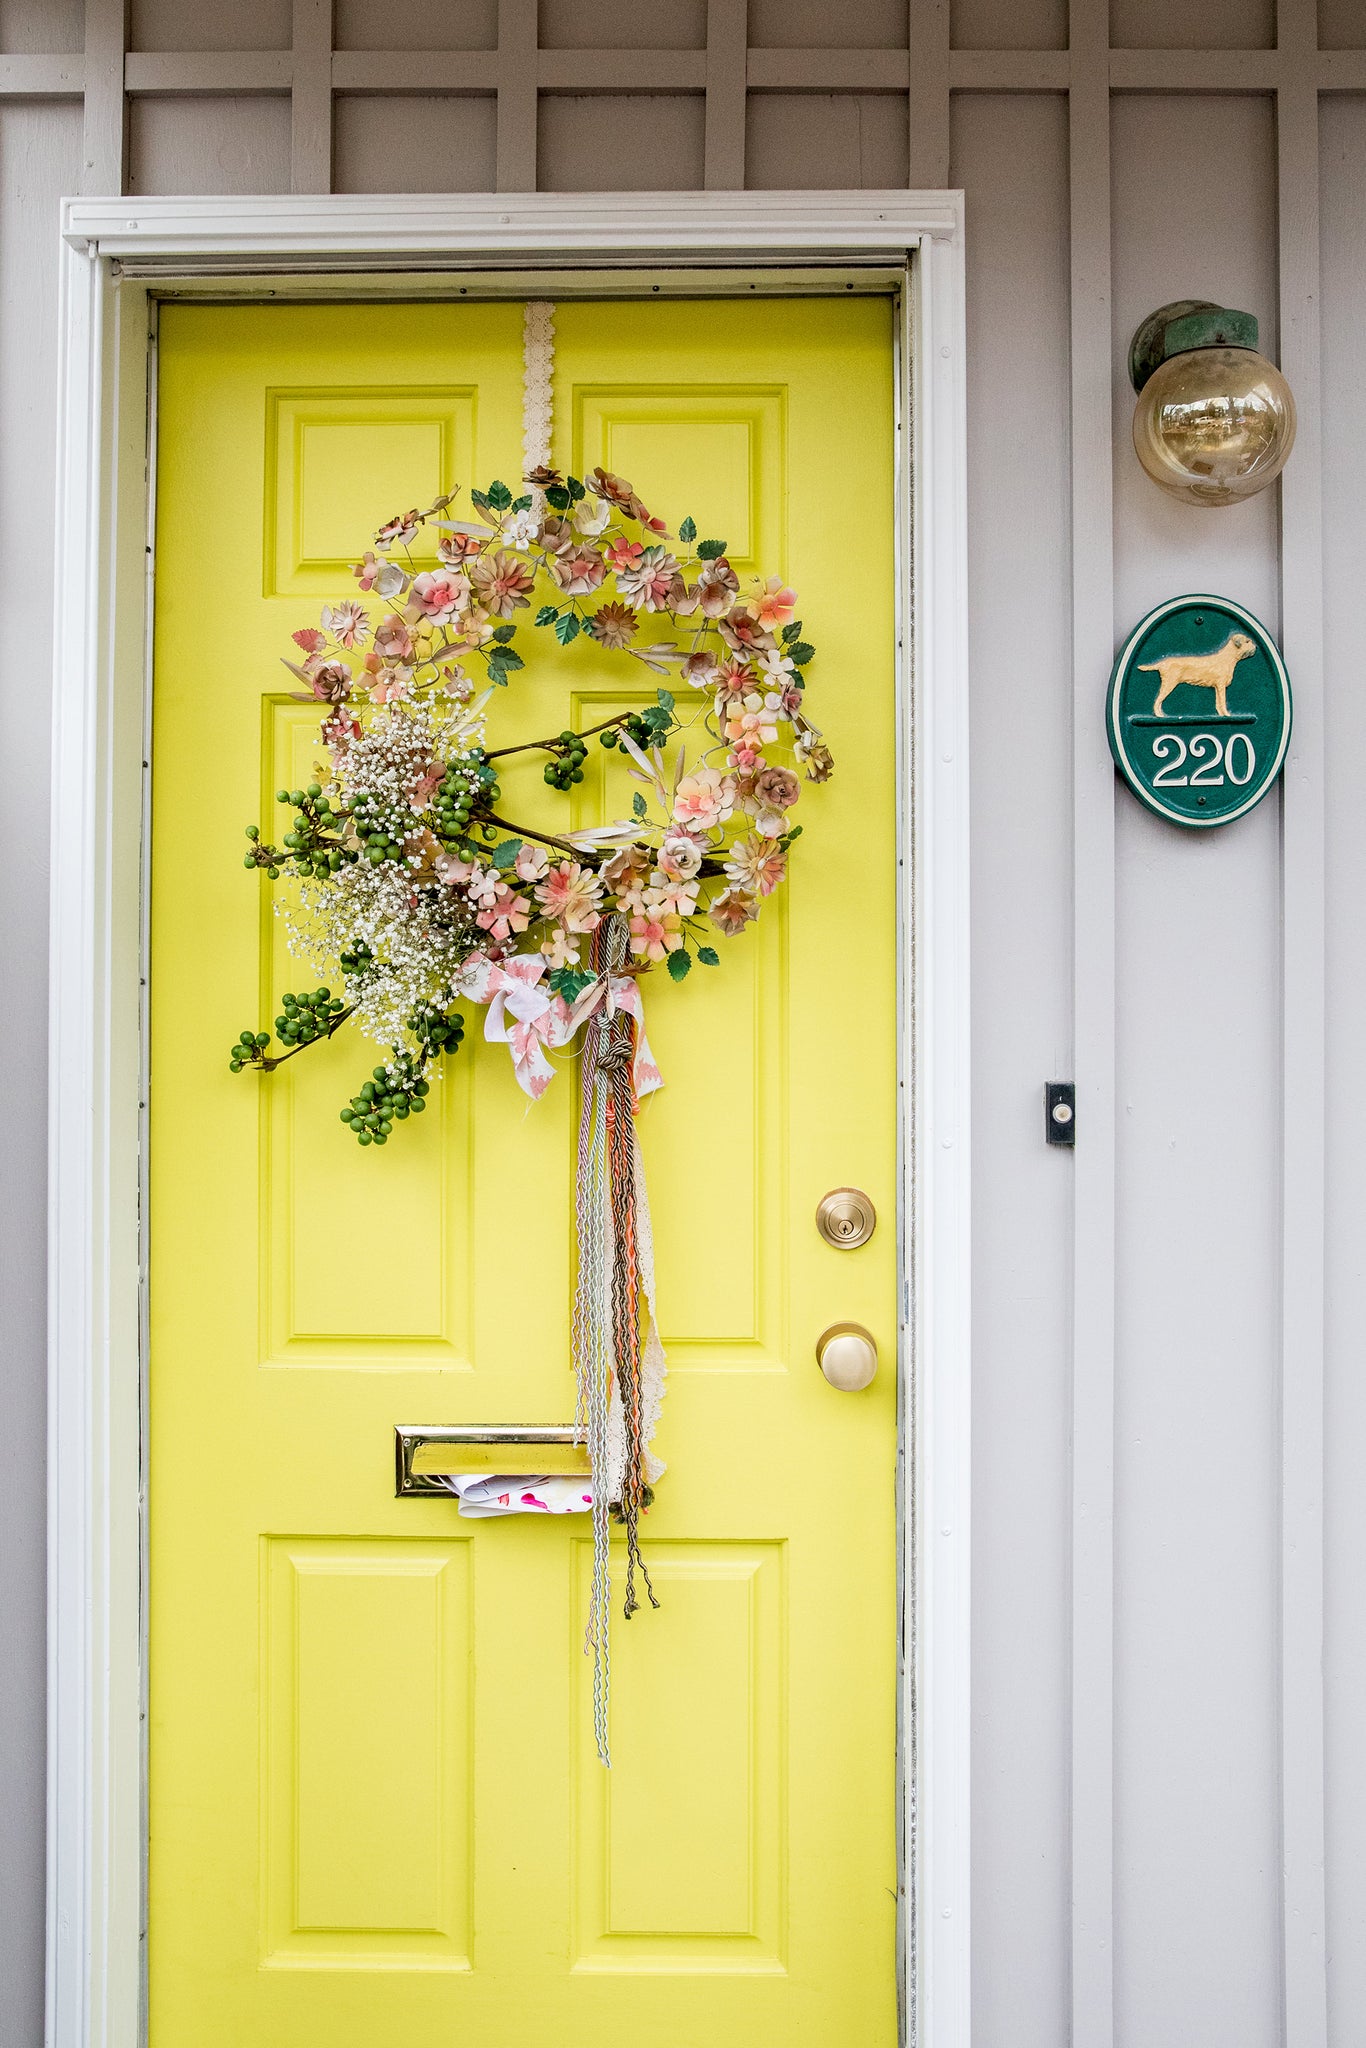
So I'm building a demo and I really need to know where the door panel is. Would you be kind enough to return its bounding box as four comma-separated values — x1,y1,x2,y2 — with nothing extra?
150,296,898,2045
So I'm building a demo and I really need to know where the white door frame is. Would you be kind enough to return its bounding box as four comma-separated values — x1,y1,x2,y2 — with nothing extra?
47,190,970,2048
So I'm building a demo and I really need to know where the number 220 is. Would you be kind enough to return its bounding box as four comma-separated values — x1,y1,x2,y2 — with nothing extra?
1150,731,1255,789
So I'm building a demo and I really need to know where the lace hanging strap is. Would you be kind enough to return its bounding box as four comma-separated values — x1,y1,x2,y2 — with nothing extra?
522,301,556,483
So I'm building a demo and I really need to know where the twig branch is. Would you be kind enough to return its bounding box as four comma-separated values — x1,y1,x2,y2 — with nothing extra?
257,1005,356,1072
485,712,627,762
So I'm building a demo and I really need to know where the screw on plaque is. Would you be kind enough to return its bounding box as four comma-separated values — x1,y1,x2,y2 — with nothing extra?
1045,1082,1076,1148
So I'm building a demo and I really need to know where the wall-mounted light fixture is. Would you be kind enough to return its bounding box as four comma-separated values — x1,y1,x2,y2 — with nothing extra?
1129,300,1296,507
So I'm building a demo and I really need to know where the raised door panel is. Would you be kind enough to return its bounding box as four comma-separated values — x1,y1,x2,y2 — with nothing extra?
261,1537,473,1968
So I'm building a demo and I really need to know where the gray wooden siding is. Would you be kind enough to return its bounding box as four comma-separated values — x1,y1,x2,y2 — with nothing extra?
2,2,1363,2043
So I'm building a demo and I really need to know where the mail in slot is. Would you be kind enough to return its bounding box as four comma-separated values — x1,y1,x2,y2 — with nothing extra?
395,1424,589,1497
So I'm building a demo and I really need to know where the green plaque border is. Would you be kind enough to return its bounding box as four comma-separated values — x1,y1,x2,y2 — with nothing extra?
1106,593,1292,830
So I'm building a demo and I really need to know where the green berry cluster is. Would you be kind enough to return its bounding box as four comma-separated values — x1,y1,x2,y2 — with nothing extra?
544,730,589,790
410,1004,467,1059
274,986,344,1048
337,1006,464,1146
599,696,676,753
228,986,345,1073
230,1030,270,1072
433,755,492,842
339,1062,429,1144
244,785,349,882
350,791,410,866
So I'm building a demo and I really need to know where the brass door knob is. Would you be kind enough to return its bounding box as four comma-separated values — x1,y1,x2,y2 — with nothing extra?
816,1322,878,1391
815,1187,876,1249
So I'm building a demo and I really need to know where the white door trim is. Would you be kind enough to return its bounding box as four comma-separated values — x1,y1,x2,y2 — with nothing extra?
47,191,970,2048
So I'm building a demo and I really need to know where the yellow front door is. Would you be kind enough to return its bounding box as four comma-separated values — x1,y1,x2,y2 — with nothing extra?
149,294,899,2044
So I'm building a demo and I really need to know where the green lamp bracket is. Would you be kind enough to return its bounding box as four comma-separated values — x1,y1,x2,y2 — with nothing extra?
1128,299,1261,393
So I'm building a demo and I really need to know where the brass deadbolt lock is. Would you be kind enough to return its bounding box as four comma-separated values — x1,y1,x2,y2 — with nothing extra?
815,1187,877,1250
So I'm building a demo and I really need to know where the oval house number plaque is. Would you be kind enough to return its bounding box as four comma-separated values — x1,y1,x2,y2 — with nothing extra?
1107,594,1291,828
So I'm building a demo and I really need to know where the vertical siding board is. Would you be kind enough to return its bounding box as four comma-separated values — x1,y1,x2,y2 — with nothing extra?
1110,90,1282,2048
1275,2,1330,2043
908,0,950,187
704,0,746,190
1067,4,1117,2044
0,99,85,2048
80,0,127,194
954,90,1072,2048
496,0,536,191
1320,91,1366,2048
290,0,333,194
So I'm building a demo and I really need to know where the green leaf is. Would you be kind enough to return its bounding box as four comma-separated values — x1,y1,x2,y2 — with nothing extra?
567,475,586,501
470,489,492,516
485,654,509,685
545,485,571,512
497,645,524,671
666,948,692,983
486,480,513,511
549,965,595,1002
554,611,581,646
535,604,560,627
782,620,802,643
632,791,647,820
697,945,720,967
656,688,675,712
678,515,697,544
787,640,816,667
511,493,533,512
695,539,728,560
492,838,523,870
778,823,804,850
492,623,516,643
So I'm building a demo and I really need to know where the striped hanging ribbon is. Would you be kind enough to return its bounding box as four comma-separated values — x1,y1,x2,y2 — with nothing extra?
573,912,665,1767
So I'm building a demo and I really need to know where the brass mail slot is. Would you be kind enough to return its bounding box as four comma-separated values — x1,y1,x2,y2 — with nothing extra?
395,1424,588,1497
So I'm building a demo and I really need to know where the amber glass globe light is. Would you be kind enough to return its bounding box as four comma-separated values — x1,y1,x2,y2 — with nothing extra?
1129,301,1296,508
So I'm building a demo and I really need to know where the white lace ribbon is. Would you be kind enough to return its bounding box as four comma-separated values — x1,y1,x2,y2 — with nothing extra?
522,301,555,479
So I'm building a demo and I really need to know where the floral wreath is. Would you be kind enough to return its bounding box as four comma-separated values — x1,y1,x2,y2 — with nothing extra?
229,464,832,1128
226,451,832,1765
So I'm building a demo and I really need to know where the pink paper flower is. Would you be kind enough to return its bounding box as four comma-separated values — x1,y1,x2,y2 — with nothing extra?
602,845,651,914
469,550,535,618
374,612,414,664
673,765,735,832
725,832,787,897
605,535,645,574
646,877,698,920
321,600,371,648
695,557,739,616
437,531,485,566
628,909,684,961
588,601,638,649
550,547,608,597
616,545,681,612
709,886,759,936
657,832,704,882
745,576,798,631
514,842,551,884
720,605,776,655
541,927,582,970
376,508,421,546
537,860,604,933
408,569,468,626
305,658,352,703
475,884,533,942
